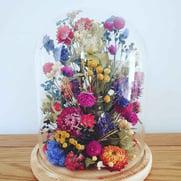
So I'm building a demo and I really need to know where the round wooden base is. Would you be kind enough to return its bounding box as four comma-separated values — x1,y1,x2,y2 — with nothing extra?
31,144,152,181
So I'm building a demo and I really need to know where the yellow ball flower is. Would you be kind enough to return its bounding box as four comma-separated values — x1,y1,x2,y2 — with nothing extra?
96,66,103,73
65,132,70,138
62,142,68,148
88,60,92,67
104,95,111,103
103,75,110,83
91,60,97,68
69,138,75,144
104,68,111,74
76,144,81,150
88,69,94,76
60,138,65,144
80,145,85,150
97,73,104,80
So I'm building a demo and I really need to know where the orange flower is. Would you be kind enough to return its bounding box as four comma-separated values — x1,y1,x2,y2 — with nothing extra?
100,145,128,171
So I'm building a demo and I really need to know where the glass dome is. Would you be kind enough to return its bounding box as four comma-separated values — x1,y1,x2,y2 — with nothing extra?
37,10,145,177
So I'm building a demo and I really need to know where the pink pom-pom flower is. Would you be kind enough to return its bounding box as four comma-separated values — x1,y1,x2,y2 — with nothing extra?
77,92,96,107
43,62,60,78
86,140,102,157
113,17,125,30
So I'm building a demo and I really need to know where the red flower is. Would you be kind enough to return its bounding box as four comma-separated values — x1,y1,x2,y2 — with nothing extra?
57,25,74,46
114,103,133,115
81,114,95,129
50,102,61,113
64,151,85,170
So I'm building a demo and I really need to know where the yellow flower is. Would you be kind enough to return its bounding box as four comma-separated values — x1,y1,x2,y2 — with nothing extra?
104,68,111,74
62,142,68,148
76,144,82,150
65,132,70,138
69,138,75,144
104,95,111,103
88,69,94,76
60,138,65,144
97,73,104,80
96,66,103,73
103,75,110,83
88,60,98,68
56,138,60,142
80,145,85,150
91,60,97,68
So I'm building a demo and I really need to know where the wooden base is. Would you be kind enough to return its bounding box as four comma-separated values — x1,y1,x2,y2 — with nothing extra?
31,144,152,181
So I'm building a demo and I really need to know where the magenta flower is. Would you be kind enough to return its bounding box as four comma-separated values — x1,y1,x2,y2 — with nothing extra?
104,21,114,31
108,45,117,55
57,107,82,138
122,111,138,126
86,141,102,157
61,66,73,77
113,17,125,30
77,92,96,107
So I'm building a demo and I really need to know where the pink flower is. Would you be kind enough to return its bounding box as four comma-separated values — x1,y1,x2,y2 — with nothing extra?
77,92,96,107
43,62,58,78
56,107,82,137
64,151,85,170
61,66,73,77
122,111,138,126
113,17,125,30
132,101,140,113
74,18,92,31
104,21,114,31
81,114,95,129
86,141,102,157
57,25,74,46
108,45,117,55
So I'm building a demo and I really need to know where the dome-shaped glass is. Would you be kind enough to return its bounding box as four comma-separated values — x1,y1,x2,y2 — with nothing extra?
36,10,145,178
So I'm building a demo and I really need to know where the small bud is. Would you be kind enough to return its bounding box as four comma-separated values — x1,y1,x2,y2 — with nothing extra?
108,162,114,167
92,156,97,161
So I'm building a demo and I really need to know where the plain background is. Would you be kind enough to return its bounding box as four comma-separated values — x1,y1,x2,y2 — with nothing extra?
0,0,181,134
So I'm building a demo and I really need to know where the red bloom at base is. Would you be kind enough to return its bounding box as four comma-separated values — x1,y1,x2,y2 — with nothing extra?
64,151,85,170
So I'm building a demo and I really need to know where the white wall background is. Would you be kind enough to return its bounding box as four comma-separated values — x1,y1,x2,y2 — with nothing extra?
0,0,181,134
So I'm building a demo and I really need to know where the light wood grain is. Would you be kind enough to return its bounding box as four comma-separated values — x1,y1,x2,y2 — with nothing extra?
0,133,181,181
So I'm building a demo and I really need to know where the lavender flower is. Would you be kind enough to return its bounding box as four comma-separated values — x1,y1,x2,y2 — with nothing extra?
115,96,129,107
43,35,55,54
114,78,129,98
46,140,66,166
96,113,114,137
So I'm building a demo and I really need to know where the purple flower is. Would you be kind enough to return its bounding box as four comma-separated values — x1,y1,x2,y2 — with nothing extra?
114,78,129,99
122,28,129,39
96,113,114,137
116,96,129,107
43,35,55,54
46,140,66,166
71,79,80,98
108,45,117,55
61,66,73,77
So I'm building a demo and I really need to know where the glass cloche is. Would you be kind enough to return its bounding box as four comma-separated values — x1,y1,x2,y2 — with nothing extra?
35,10,146,179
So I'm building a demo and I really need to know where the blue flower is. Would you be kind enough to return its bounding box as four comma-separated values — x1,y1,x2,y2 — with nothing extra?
96,113,114,137
122,28,129,39
46,140,66,166
43,35,55,54
53,47,61,61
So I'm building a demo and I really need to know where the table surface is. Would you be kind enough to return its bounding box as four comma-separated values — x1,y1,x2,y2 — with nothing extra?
0,133,181,181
